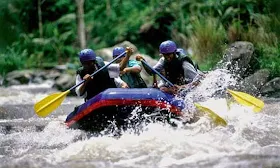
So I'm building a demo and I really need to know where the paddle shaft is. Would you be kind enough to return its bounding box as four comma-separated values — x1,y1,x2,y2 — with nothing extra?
69,51,126,91
140,59,174,87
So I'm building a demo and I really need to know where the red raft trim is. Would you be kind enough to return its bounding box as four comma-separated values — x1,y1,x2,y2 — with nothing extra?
66,99,183,127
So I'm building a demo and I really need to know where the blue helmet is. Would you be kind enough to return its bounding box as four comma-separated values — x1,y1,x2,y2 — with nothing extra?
112,47,126,58
159,40,177,54
79,49,96,62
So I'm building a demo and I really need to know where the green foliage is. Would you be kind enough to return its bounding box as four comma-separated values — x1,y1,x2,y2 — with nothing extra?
188,17,227,63
198,53,222,71
256,44,280,77
242,25,278,47
0,0,31,49
262,0,280,16
84,0,163,50
253,14,280,38
0,0,280,78
0,47,27,75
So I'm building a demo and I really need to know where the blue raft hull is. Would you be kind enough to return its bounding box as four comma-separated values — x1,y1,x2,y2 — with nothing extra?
65,88,185,132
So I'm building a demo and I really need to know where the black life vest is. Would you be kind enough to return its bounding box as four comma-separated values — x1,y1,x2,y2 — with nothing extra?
163,54,197,85
77,57,116,101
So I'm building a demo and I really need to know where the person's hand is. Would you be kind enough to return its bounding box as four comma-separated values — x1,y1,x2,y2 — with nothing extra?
180,78,202,91
160,85,179,95
136,54,144,61
152,82,158,88
120,68,128,75
121,82,129,88
152,74,158,88
126,47,133,57
160,86,168,93
83,74,93,81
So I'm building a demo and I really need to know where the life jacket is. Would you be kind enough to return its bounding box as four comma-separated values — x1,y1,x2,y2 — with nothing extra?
121,72,147,88
163,53,197,85
176,49,200,70
77,57,116,101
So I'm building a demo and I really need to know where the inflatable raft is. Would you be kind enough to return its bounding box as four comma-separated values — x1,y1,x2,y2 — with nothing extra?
65,88,185,132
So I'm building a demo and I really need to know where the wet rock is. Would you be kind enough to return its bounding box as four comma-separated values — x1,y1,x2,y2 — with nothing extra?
240,69,270,95
54,74,75,91
54,64,68,72
261,77,280,98
34,71,48,80
217,41,254,77
32,76,44,84
4,70,34,85
45,70,61,80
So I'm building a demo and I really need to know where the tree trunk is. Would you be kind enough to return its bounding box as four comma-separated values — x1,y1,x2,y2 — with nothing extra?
38,0,43,38
106,0,111,17
75,0,86,49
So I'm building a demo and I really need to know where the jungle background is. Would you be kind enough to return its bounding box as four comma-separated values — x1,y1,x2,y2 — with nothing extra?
0,0,280,80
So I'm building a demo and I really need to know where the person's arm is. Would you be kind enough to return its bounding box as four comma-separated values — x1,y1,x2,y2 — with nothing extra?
106,62,120,78
119,47,133,71
121,60,141,74
182,61,200,83
75,74,87,98
175,61,204,91
122,66,141,74
114,76,129,88
153,57,165,72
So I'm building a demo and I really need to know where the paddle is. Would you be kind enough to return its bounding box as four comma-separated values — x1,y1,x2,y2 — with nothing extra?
137,58,174,87
194,103,227,126
34,51,127,117
227,89,264,112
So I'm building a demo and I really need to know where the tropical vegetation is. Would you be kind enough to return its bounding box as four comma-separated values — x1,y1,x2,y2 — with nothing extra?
0,0,279,79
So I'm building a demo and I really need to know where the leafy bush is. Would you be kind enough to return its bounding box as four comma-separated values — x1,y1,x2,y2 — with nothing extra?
256,44,280,78
1,0,280,76
188,17,227,66
0,47,27,75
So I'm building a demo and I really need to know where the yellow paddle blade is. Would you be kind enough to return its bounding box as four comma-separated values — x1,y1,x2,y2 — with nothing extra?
34,90,70,117
227,89,264,112
194,103,227,126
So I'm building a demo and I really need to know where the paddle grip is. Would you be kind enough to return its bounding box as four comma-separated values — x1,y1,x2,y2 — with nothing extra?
140,59,174,87
69,51,127,91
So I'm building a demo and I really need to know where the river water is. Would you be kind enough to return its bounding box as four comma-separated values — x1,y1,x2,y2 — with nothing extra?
0,70,280,168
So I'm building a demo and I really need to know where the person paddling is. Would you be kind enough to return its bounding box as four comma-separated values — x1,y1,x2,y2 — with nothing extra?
137,40,204,94
112,47,147,88
75,48,130,101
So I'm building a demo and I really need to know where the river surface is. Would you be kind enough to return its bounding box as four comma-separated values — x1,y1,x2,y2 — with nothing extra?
0,70,280,168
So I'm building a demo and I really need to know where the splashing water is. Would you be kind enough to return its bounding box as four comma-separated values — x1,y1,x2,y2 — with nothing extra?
176,69,238,122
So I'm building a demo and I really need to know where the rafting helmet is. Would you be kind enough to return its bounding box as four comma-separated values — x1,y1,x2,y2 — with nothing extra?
112,47,126,58
159,40,177,54
79,49,96,62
